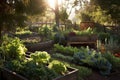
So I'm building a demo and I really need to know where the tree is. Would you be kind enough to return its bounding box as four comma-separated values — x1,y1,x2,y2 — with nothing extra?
0,0,47,38
90,0,120,25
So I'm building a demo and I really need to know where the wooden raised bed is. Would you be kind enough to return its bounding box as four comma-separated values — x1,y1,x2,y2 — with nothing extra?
67,35,98,48
0,67,78,80
25,40,54,52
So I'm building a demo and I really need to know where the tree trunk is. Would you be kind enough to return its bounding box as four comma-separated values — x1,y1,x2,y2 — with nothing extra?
55,0,59,28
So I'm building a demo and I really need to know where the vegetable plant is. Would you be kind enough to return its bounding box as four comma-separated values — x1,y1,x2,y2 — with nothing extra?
0,35,27,60
48,60,67,75
5,51,70,80
30,51,51,64
52,53,73,62
73,47,112,75
54,44,79,56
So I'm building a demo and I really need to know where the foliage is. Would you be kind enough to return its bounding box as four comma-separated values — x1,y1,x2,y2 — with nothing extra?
0,0,47,37
22,61,58,80
98,32,110,43
30,51,51,64
22,37,40,44
71,64,92,80
48,60,67,75
57,60,92,80
90,6,112,25
52,53,73,62
15,30,32,36
73,47,112,75
104,37,120,53
80,12,91,22
54,33,67,45
102,52,120,70
59,8,68,23
54,44,79,56
39,26,52,37
5,59,58,80
4,51,71,80
76,27,96,36
90,0,120,24
0,35,27,60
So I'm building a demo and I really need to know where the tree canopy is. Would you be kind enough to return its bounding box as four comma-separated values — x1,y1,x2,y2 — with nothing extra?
90,0,120,25
0,0,47,37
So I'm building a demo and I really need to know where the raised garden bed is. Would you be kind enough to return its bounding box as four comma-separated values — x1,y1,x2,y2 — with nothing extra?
25,40,54,52
67,35,98,48
0,67,78,80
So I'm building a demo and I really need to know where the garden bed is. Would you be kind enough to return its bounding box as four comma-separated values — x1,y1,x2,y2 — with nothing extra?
25,40,54,52
0,67,78,80
67,35,98,48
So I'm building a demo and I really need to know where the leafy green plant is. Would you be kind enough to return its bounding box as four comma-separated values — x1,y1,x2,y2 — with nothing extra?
73,47,112,75
54,44,79,56
30,51,51,64
48,60,67,75
15,30,32,36
98,32,110,43
54,33,67,45
5,59,58,80
71,64,92,80
102,52,120,70
58,60,92,80
52,53,73,62
22,60,58,80
39,26,52,37
104,37,120,53
76,27,95,36
0,35,27,60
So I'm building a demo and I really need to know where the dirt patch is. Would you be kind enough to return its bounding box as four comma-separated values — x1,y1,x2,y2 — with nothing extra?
84,71,120,80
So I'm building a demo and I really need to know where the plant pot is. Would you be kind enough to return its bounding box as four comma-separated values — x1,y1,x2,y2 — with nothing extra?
0,67,78,80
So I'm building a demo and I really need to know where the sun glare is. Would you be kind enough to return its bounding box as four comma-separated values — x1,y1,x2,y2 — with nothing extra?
47,0,63,9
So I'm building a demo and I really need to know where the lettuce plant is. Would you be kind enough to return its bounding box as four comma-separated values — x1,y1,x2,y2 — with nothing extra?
0,35,27,60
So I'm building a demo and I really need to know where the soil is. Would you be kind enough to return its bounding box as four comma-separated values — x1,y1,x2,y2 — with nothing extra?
84,70,120,80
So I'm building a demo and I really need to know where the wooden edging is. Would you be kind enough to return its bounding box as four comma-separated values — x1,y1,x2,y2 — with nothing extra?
1,67,78,80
